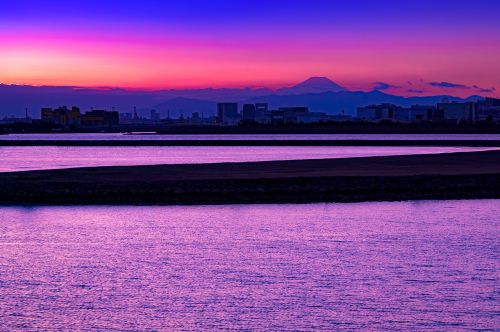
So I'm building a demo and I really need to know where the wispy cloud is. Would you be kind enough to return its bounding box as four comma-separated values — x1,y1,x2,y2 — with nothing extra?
473,85,496,93
429,81,469,89
373,82,394,91
408,89,424,94
428,81,496,95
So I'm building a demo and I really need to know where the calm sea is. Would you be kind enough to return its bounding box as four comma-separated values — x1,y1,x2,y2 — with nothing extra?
0,146,495,172
0,200,498,330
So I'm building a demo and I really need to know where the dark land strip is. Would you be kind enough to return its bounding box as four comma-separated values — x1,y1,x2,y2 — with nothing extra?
1,150,499,205
1,139,500,147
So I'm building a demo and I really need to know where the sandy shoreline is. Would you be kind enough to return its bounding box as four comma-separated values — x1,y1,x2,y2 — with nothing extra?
1,150,499,205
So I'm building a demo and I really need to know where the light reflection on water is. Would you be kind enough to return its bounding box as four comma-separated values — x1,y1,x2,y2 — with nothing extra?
0,146,494,172
0,200,498,330
1,133,500,140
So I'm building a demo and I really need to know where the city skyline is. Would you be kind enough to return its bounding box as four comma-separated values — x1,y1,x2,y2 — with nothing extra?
1,0,499,97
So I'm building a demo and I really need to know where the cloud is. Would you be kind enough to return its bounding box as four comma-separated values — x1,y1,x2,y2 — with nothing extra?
428,81,496,93
473,85,496,93
373,82,394,91
408,89,424,94
429,82,469,89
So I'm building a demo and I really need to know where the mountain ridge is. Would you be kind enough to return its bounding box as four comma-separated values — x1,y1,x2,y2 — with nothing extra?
0,79,485,118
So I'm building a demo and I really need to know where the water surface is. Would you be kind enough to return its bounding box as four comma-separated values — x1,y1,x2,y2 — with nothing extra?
1,133,500,141
0,200,498,330
0,146,494,172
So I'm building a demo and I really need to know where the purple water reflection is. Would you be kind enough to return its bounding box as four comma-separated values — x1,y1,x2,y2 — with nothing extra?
0,146,495,172
1,133,500,141
0,200,498,330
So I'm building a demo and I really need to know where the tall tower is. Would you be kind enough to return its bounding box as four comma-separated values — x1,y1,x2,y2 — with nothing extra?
133,106,139,120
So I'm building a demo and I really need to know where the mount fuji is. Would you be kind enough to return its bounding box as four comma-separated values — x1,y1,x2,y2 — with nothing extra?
277,77,346,95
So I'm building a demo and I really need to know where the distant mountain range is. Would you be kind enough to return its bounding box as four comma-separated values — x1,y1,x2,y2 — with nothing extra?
0,77,484,119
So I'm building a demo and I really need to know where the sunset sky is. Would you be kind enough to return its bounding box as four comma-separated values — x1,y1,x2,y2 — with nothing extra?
1,0,499,97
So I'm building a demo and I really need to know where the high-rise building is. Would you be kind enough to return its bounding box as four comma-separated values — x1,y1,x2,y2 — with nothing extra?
255,103,268,113
40,106,81,126
408,105,436,122
357,104,401,121
67,107,81,126
217,103,239,125
80,110,119,127
392,108,410,122
255,103,270,123
475,98,500,122
437,102,475,123
281,107,309,123
41,108,54,123
242,104,257,122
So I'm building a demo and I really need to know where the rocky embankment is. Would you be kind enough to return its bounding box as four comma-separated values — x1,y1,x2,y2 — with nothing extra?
1,150,499,205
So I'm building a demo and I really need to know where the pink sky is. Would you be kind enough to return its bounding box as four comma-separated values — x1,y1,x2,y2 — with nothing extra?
1,1,499,97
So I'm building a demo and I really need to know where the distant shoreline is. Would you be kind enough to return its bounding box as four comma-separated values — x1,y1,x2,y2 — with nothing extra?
2,126,500,136
2,121,500,136
1,150,499,205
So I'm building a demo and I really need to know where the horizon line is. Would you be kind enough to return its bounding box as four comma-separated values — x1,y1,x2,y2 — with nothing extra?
0,81,495,99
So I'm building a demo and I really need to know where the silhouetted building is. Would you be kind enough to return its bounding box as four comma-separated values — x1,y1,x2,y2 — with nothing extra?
0,116,32,125
357,104,402,121
217,103,240,125
242,104,257,122
475,98,500,122
295,111,332,123
150,109,160,121
268,110,283,124
358,103,467,123
392,108,410,122
41,108,53,122
408,105,436,122
239,103,346,124
80,110,119,127
256,103,268,112
437,102,475,123
41,106,81,126
238,103,271,123
281,107,309,123
254,103,270,123
328,114,353,122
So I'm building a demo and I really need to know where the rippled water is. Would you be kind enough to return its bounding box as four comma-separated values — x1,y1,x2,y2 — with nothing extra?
0,146,494,172
0,200,498,330
1,133,500,141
